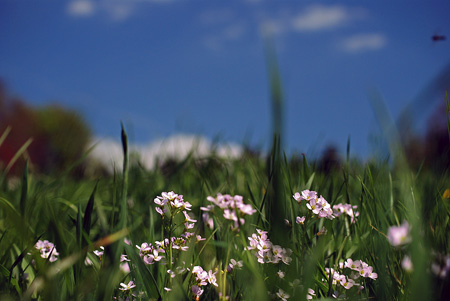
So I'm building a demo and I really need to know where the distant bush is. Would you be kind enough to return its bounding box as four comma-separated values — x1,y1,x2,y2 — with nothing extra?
0,81,91,176
403,101,450,173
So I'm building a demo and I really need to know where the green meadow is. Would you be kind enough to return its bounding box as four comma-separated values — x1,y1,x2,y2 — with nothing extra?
1,71,450,300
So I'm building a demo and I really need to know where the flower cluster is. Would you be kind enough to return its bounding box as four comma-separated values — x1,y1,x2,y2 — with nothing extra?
320,259,377,297
190,266,218,297
247,229,292,264
34,240,59,262
136,242,165,265
431,252,450,279
306,288,316,300
324,267,362,291
333,203,359,224
226,258,243,272
344,258,378,280
293,190,334,220
154,191,192,217
201,193,256,230
88,246,130,273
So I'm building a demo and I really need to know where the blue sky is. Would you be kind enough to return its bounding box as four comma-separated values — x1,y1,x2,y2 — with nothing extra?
1,0,450,159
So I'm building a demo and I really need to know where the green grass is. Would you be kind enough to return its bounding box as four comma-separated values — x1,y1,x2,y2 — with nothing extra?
0,121,449,300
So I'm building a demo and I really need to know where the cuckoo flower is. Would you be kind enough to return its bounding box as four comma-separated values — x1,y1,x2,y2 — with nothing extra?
201,193,256,229
387,221,411,247
35,240,59,262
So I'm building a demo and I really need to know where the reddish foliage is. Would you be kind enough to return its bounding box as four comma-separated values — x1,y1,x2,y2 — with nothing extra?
0,82,91,176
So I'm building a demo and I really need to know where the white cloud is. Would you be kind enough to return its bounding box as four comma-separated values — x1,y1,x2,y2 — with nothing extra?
67,0,96,17
339,33,387,53
88,134,244,172
102,2,135,21
257,4,367,38
66,0,173,22
260,19,285,36
292,4,364,32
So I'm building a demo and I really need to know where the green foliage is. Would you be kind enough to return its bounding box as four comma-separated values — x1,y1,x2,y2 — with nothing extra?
0,82,91,176
0,126,449,300
34,105,91,173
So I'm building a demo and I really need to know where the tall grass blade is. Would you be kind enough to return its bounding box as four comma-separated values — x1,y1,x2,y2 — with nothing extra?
0,126,11,148
5,138,33,174
446,91,450,144
82,183,97,247
264,37,286,244
118,123,129,232
19,160,28,217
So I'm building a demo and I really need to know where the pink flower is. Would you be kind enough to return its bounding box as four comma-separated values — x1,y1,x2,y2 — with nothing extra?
183,211,197,223
207,270,218,287
136,243,151,256
119,281,136,291
154,197,167,206
238,203,256,215
196,235,206,242
93,246,105,258
306,288,316,300
185,222,195,229
306,198,321,214
276,288,289,301
402,255,413,272
35,240,59,262
340,276,356,289
293,190,318,203
223,209,238,221
192,285,204,297
155,207,165,216
296,216,306,224
387,221,411,247
202,212,214,229
344,258,361,271
226,259,243,272
162,191,178,200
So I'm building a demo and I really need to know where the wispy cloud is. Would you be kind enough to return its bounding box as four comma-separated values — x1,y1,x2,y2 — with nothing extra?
339,33,387,53
66,0,172,22
291,5,362,32
103,2,135,21
67,0,96,17
259,4,367,36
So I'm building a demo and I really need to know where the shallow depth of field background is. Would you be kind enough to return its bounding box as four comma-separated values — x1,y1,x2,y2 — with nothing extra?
1,1,450,300
1,1,450,166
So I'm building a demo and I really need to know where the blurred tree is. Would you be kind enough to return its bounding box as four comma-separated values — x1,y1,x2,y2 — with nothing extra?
317,145,341,173
404,101,450,173
35,105,91,173
0,81,91,176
